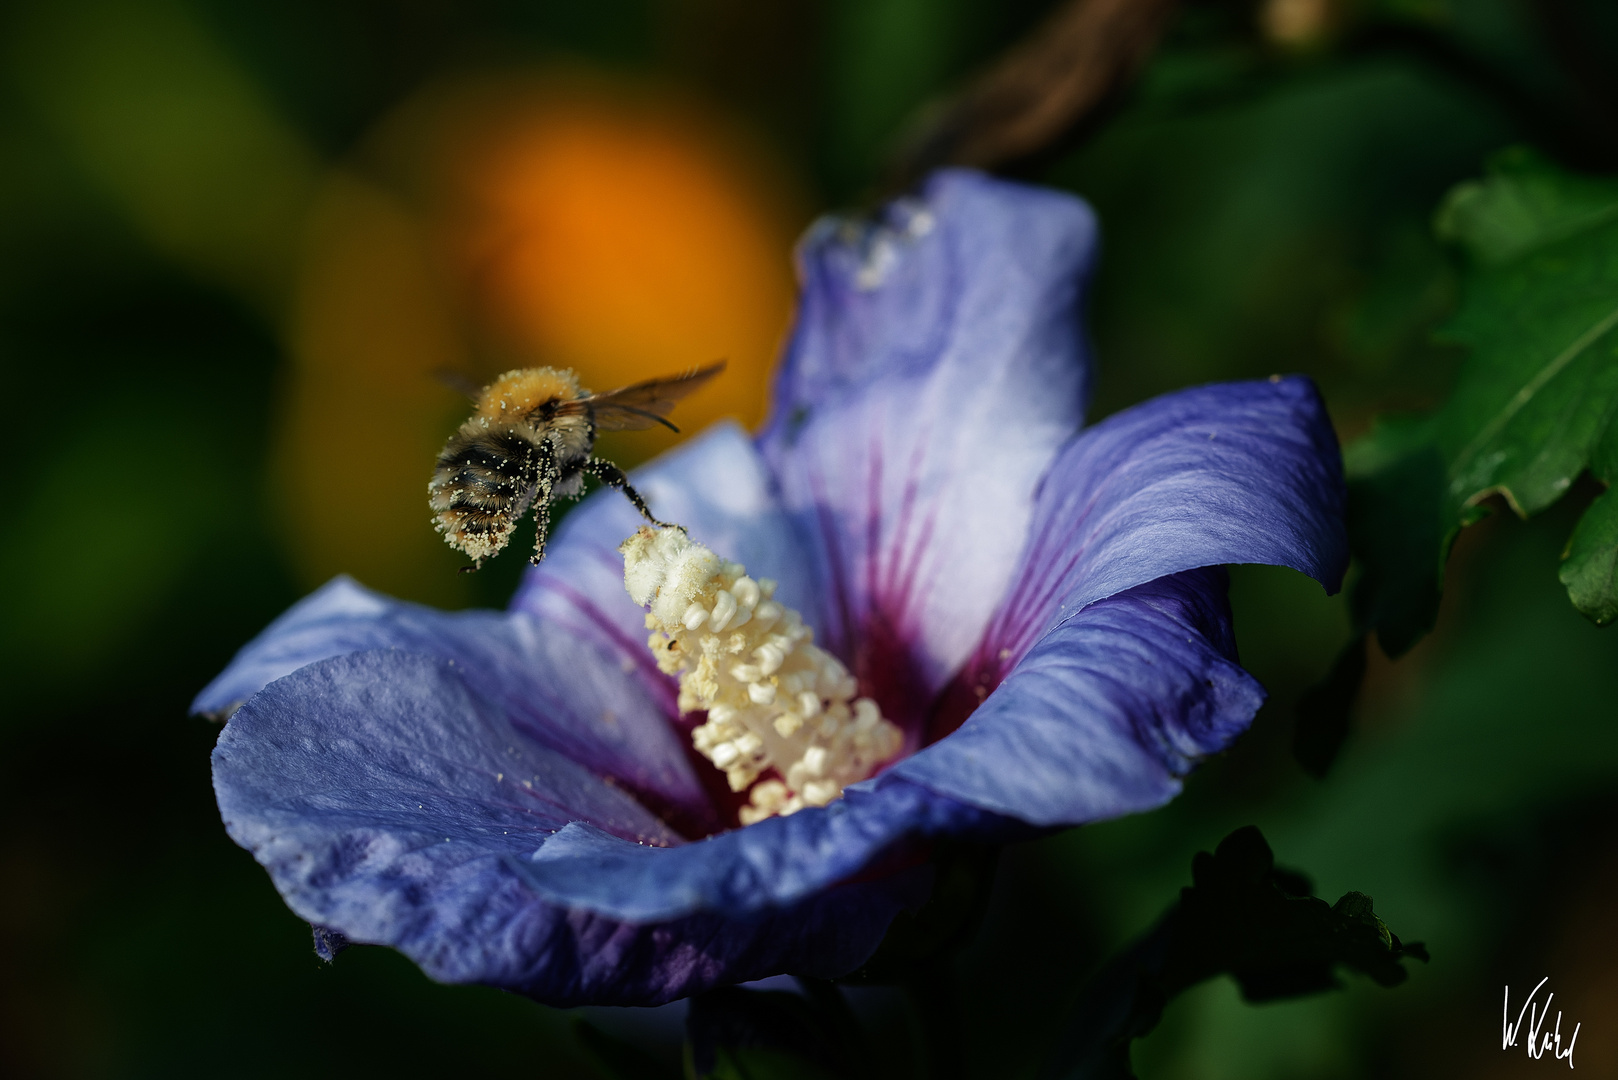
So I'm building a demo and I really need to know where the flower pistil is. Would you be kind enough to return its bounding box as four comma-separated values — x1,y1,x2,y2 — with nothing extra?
620,526,902,824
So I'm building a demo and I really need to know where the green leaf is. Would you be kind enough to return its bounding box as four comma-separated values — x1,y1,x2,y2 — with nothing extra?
1560,419,1618,625
1037,827,1426,1080
1561,487,1618,625
1432,155,1618,522
1349,147,1618,652
1435,147,1618,267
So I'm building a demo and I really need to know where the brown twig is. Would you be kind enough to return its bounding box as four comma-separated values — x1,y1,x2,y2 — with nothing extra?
886,0,1181,193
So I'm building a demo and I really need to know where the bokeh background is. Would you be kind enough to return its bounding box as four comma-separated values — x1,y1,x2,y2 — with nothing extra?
2,0,1615,1076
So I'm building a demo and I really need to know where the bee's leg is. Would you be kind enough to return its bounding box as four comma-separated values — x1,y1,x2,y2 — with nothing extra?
529,443,559,564
583,457,674,528
530,499,552,564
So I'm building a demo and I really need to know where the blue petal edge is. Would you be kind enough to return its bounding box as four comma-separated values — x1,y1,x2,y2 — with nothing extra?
892,568,1264,825
981,376,1348,670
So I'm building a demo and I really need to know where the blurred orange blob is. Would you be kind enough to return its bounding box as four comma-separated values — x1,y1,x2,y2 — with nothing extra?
275,71,806,602
278,172,472,604
449,80,801,442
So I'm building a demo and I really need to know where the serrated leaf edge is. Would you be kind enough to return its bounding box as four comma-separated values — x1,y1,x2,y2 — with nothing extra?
1448,302,1618,504
1449,302,1618,505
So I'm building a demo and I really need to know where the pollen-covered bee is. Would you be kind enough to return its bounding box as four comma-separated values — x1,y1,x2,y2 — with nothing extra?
429,362,723,569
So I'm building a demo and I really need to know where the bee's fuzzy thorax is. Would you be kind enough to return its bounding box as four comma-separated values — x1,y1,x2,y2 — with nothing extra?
475,367,583,422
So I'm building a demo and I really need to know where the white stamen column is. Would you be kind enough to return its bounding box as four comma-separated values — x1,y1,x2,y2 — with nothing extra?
620,526,903,824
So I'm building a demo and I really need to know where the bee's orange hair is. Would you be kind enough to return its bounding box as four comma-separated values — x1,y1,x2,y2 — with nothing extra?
474,367,583,421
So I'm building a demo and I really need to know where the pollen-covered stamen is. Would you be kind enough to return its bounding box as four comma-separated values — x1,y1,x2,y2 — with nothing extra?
620,526,903,825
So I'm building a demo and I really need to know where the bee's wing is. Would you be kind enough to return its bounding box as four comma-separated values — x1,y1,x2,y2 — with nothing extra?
433,368,485,401
571,361,726,432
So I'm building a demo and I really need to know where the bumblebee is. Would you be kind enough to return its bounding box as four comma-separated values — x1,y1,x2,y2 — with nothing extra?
429,362,723,568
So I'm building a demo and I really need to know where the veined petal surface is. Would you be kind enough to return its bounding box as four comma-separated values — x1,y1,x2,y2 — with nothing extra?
973,376,1347,680
896,568,1264,825
194,578,710,831
213,651,915,1005
758,170,1099,734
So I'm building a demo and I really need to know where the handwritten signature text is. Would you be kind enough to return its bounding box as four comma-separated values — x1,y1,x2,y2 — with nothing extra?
1503,978,1580,1069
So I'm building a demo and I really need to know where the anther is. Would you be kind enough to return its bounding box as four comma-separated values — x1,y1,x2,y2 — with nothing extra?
709,590,738,631
752,601,783,632
682,603,709,631
755,643,784,675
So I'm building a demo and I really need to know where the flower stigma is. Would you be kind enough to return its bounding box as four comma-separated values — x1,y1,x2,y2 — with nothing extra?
620,526,903,825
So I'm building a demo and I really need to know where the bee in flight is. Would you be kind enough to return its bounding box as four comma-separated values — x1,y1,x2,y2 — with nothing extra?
430,362,723,569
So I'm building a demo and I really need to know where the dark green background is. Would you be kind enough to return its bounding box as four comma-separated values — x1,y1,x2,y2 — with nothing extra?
2,0,1615,1076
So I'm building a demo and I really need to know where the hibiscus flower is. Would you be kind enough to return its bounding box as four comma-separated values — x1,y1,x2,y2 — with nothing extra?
198,169,1347,1006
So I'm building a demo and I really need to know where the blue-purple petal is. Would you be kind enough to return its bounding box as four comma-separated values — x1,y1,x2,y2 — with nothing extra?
213,650,954,1005
894,568,1264,825
195,577,710,830
973,376,1347,675
757,170,1099,729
